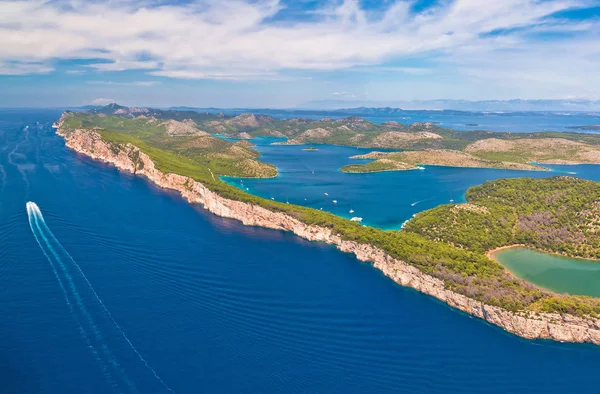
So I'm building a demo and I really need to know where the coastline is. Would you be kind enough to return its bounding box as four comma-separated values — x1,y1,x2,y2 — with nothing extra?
486,244,527,260
342,162,550,174
488,244,600,263
341,166,419,174
57,127,600,345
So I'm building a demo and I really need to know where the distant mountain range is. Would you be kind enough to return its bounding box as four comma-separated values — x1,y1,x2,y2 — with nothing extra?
76,101,600,116
298,99,600,112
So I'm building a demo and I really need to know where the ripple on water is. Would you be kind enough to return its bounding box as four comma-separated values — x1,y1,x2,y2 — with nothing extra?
4,111,600,393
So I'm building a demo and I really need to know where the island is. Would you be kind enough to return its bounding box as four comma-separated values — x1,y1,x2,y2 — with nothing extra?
342,137,600,173
343,158,417,173
54,104,600,345
567,124,600,131
341,149,544,172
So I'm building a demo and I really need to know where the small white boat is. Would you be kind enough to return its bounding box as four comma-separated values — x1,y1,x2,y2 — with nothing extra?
417,166,425,170
349,209,354,214
449,199,454,203
350,217,363,222
246,188,249,191
324,192,329,196
333,200,337,204
271,197,275,200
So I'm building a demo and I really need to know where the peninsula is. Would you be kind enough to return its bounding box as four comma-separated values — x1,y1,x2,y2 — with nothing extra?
55,105,600,345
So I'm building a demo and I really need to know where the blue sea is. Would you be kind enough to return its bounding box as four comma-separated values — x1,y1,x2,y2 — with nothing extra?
210,108,600,132
3,109,600,394
223,138,600,229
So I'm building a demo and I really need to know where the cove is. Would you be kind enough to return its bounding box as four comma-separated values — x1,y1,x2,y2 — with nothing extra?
492,247,600,297
223,138,600,229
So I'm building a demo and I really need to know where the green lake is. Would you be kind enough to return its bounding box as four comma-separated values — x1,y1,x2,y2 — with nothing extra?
492,247,600,297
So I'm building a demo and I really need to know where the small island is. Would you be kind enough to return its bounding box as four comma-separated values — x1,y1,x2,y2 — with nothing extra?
341,137,600,173
342,158,416,173
341,149,545,172
567,124,600,131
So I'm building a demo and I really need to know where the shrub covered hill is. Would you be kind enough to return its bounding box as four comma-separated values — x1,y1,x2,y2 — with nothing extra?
59,105,277,178
82,103,600,172
58,105,600,317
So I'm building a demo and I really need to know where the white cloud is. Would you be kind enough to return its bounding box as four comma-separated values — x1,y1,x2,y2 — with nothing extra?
87,80,160,86
0,0,597,98
350,66,433,75
86,60,161,72
148,69,283,80
91,98,116,105
332,92,357,98
331,91,369,99
0,61,53,75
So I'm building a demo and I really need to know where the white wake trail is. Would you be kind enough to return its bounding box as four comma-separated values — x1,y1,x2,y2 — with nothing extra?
8,127,31,192
26,202,175,393
27,202,130,392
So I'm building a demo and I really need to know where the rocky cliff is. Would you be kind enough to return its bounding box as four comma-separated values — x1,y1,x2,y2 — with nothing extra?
58,127,600,345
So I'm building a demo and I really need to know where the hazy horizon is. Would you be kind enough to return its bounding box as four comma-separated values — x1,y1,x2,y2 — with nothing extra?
3,98,600,113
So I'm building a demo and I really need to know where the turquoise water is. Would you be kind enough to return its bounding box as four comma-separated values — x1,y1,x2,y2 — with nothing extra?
4,110,600,393
493,247,600,297
223,138,600,229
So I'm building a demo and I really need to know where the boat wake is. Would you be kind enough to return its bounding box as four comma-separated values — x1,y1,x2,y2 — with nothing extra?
8,127,31,192
26,202,175,393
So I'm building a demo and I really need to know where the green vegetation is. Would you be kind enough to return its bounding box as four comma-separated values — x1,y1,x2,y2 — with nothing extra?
342,159,415,172
405,177,600,259
62,112,276,178
78,104,600,166
59,107,600,318
465,138,600,166
343,149,543,173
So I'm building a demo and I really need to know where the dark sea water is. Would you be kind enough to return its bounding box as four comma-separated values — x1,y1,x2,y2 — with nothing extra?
4,109,600,394
224,139,600,229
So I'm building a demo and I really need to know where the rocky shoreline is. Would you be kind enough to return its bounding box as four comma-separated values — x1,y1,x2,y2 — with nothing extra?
57,126,600,345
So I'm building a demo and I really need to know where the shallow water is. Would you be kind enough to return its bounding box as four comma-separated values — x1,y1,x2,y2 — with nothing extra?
3,109,600,393
224,139,600,229
493,247,600,297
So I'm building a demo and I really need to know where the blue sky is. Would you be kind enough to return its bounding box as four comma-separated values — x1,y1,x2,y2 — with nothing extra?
1,0,599,108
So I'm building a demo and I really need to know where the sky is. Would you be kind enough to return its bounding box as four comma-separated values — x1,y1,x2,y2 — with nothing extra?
1,0,599,108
